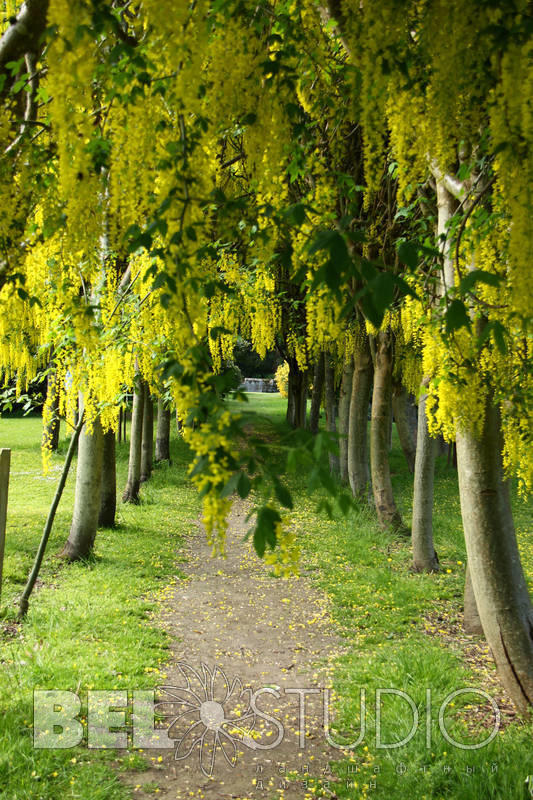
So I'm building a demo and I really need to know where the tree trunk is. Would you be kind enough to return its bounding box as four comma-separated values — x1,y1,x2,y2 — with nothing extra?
370,330,405,531
155,398,171,462
99,430,116,527
117,407,123,444
286,359,307,429
140,383,153,483
338,355,354,484
308,353,325,435
348,333,373,499
42,370,60,452
122,379,145,503
324,355,339,475
392,382,416,473
456,396,533,714
61,410,104,560
411,391,439,571
463,564,483,635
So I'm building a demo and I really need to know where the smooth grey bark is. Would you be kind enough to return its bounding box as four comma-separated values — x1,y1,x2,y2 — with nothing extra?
411,391,439,571
99,430,116,527
463,564,483,635
155,398,171,462
309,353,325,435
348,333,373,499
324,355,339,475
0,0,49,70
410,177,456,564
286,359,307,429
392,382,416,473
456,396,533,714
122,379,145,503
42,370,60,452
370,330,405,531
140,383,154,483
61,409,104,561
338,355,354,484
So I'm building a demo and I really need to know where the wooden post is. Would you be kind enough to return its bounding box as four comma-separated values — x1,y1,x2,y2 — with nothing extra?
0,449,11,605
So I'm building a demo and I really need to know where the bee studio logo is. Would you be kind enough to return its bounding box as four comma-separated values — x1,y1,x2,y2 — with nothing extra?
156,663,257,777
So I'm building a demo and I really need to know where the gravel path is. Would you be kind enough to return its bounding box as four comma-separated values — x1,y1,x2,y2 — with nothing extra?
120,499,346,800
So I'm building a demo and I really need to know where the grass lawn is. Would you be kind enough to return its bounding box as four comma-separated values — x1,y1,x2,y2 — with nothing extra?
1,395,532,799
0,414,199,799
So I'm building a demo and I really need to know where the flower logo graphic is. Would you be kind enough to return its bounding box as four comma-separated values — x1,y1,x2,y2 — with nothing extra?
156,663,256,777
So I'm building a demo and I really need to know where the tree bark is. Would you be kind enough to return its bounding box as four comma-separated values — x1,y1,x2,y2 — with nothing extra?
392,382,416,473
140,383,154,483
98,430,116,527
370,330,405,531
463,564,483,635
122,379,145,503
308,353,325,435
61,409,103,561
42,370,60,452
338,355,354,484
348,333,373,499
456,395,533,714
411,391,439,571
155,398,171,462
324,355,339,475
286,358,307,429
0,0,49,70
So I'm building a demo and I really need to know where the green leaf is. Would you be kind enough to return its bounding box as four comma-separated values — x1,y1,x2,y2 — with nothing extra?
237,472,251,499
220,472,241,498
459,269,501,294
397,241,419,270
491,321,507,354
253,506,281,558
273,478,293,509
445,299,471,334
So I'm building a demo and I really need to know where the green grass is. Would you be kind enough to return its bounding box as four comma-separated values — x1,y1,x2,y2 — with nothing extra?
0,415,199,799
231,393,533,800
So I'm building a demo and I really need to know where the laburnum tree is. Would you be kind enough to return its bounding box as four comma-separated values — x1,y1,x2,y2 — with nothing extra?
0,0,532,714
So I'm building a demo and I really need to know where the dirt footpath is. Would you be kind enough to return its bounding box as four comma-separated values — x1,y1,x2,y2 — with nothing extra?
120,500,349,800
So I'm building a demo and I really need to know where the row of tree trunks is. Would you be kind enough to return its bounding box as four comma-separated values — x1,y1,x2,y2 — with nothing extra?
61,402,104,560
411,390,439,572
286,357,307,429
99,431,116,528
338,355,354,484
370,330,405,531
392,383,416,473
156,398,171,462
348,333,373,499
122,378,145,503
324,355,339,476
308,353,325,435
42,369,60,452
140,382,154,483
60,377,169,561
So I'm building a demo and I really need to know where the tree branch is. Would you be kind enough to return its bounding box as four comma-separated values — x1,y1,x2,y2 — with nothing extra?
430,160,466,200
0,0,49,69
